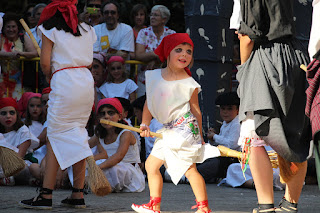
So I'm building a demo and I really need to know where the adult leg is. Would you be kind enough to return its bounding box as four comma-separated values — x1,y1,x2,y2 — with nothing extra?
249,146,275,212
71,159,86,199
185,164,211,213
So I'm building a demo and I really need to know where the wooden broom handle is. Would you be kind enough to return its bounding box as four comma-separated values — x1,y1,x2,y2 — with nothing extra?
19,18,41,56
100,119,163,139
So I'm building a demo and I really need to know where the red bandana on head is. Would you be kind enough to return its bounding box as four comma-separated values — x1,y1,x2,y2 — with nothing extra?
38,0,79,34
0,97,18,110
154,33,194,76
97,98,123,115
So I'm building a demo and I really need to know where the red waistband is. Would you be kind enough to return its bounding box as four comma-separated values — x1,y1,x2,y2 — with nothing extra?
50,66,87,85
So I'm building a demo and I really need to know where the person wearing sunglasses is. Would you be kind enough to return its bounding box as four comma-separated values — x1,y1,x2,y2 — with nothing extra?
93,0,134,59
79,0,102,27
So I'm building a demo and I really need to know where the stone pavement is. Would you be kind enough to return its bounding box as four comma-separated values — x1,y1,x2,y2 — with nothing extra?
0,183,319,213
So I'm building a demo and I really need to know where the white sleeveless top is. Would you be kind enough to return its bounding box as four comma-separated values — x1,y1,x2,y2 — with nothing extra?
99,129,140,164
145,69,201,124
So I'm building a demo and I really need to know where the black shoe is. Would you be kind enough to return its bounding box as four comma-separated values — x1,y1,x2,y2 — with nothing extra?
61,187,86,209
61,197,86,209
19,188,53,210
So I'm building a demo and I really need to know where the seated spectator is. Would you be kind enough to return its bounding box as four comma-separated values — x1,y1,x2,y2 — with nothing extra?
93,0,134,59
0,97,39,186
99,56,138,103
88,98,145,192
207,92,241,151
79,0,102,27
0,13,38,99
91,52,107,104
135,5,175,97
218,146,285,191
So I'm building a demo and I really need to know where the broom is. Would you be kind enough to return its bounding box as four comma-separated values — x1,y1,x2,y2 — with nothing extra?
86,155,112,196
100,119,279,167
0,146,26,177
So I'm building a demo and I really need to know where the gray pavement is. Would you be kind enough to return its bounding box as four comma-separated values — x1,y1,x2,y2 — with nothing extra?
0,183,319,213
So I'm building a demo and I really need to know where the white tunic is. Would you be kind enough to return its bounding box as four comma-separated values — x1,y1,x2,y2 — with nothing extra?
145,69,218,184
99,79,138,100
38,23,97,170
145,69,201,124
95,130,145,192
28,121,43,138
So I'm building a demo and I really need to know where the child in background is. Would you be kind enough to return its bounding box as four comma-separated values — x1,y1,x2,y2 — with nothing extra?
0,97,39,186
91,52,107,104
207,92,240,150
24,93,45,138
99,56,138,103
88,98,145,192
132,33,212,213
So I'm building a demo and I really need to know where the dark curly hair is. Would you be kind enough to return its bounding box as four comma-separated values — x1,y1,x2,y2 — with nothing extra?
2,12,23,37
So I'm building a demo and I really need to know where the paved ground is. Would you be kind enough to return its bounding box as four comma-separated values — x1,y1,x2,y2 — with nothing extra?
0,183,319,213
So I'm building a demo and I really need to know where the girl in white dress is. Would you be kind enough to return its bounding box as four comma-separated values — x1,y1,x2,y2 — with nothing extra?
99,56,138,103
131,33,211,213
0,97,39,185
89,98,145,192
20,0,96,210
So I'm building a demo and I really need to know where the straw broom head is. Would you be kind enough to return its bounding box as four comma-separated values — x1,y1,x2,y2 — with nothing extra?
0,146,26,177
86,155,112,196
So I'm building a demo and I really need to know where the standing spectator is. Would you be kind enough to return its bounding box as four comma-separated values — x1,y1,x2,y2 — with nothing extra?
79,0,102,27
0,13,38,99
23,4,36,29
135,5,175,97
93,0,134,59
29,3,46,48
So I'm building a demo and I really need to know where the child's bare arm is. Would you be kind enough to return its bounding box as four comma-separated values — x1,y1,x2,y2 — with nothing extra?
140,102,153,137
17,140,31,158
88,135,99,148
189,88,205,144
237,32,254,64
94,143,108,161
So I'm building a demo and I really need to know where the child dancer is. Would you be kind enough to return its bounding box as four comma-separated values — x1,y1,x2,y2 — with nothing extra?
20,0,96,209
0,97,39,185
99,56,138,103
131,33,211,213
236,1,310,212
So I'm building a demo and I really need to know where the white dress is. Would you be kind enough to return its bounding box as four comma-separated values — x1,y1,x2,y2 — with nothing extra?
95,129,145,192
38,23,96,170
145,69,218,184
99,79,138,100
32,121,47,164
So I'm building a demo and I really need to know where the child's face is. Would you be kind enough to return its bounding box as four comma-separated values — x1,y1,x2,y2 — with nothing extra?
168,43,193,70
91,59,105,86
41,93,49,115
28,97,42,120
134,9,146,27
0,106,17,131
99,106,122,129
219,105,239,123
109,61,124,82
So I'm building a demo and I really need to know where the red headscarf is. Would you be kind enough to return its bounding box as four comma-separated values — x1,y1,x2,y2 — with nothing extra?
107,56,125,65
154,33,194,76
42,87,52,94
17,92,42,117
0,97,18,110
97,98,123,115
38,0,79,34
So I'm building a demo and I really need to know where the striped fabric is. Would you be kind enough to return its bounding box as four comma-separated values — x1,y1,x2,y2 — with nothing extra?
305,59,320,138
